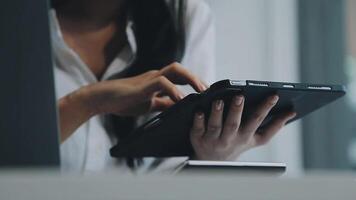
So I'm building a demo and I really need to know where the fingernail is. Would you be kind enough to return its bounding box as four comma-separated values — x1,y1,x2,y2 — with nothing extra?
234,96,243,106
289,112,297,118
178,93,185,100
201,83,208,91
270,95,279,105
196,112,204,119
215,100,223,110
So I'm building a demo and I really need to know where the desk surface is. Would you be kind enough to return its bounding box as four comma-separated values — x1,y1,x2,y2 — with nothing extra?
0,170,355,200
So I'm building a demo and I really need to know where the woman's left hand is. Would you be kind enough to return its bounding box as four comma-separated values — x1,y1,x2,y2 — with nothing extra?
190,95,296,161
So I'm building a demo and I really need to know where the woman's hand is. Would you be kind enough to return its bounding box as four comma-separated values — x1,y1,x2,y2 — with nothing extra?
81,62,207,116
190,95,296,161
59,62,206,142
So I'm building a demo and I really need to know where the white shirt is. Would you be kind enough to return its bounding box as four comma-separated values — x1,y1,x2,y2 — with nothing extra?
51,0,216,173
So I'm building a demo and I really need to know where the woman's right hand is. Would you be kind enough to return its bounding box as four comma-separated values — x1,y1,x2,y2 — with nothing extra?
59,62,207,142
81,62,207,116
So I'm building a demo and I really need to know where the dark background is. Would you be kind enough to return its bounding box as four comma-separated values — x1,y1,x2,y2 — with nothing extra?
0,0,60,167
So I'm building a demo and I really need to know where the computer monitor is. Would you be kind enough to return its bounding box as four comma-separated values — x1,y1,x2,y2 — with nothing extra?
0,0,60,167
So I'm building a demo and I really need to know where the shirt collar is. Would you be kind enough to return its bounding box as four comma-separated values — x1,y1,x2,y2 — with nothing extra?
49,9,137,82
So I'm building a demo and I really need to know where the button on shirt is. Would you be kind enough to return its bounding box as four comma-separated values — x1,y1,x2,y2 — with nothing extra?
51,0,216,173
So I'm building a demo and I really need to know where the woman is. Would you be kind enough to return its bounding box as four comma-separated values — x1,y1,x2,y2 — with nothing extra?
52,0,296,172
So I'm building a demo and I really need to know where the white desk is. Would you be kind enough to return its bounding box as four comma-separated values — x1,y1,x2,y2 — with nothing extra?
0,170,355,200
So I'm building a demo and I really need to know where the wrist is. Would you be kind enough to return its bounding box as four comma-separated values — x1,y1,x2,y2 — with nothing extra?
58,87,96,143
63,86,97,119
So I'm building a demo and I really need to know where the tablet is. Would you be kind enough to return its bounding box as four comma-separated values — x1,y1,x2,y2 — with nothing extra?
110,79,346,158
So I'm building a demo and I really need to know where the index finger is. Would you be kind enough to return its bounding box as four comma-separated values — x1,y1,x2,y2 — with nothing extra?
159,62,208,92
145,76,184,102
241,95,279,136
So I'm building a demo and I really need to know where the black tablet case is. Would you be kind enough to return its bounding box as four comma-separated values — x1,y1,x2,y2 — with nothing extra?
110,80,346,158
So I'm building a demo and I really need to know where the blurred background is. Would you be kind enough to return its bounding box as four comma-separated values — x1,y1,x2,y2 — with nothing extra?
206,0,356,176
2,1,356,198
1,0,355,178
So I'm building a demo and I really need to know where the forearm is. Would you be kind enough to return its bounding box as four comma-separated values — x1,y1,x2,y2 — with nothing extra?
58,88,94,143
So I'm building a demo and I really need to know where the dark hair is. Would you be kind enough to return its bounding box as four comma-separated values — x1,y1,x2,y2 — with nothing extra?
109,0,186,134
108,0,186,168
125,0,186,76
52,0,187,167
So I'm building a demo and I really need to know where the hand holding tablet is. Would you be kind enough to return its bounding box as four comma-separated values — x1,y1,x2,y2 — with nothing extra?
110,79,346,158
190,94,296,161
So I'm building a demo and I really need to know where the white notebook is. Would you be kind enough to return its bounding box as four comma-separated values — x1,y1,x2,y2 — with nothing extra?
175,160,286,175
